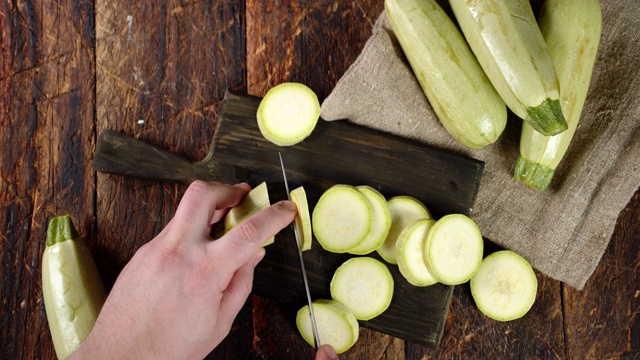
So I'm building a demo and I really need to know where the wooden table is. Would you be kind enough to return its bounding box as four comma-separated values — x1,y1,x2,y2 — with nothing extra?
1,1,638,359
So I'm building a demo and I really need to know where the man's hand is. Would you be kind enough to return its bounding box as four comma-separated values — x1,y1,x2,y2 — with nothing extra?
71,181,297,359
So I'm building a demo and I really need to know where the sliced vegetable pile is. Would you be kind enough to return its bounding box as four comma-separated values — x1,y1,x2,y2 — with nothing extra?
226,180,538,354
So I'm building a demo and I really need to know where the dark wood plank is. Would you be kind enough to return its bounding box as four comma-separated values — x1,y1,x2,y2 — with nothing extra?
0,0,96,358
563,189,640,359
93,1,250,359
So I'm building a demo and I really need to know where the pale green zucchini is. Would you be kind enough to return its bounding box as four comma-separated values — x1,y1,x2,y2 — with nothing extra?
449,0,567,136
224,182,274,245
515,0,602,190
385,0,506,149
42,215,106,360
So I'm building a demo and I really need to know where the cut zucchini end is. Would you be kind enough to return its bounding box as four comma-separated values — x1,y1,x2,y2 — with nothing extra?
224,182,274,246
425,214,484,285
514,155,555,191
46,215,80,247
330,257,394,320
397,219,438,287
525,98,568,136
296,299,359,354
471,250,538,321
312,185,372,253
257,82,320,146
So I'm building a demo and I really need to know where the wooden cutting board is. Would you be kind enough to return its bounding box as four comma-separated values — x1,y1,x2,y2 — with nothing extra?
92,91,485,348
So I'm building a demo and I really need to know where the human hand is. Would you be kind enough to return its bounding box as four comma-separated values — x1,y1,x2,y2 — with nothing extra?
316,344,338,360
70,181,297,360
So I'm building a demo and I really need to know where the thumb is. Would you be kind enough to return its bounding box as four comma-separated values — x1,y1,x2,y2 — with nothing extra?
315,344,338,360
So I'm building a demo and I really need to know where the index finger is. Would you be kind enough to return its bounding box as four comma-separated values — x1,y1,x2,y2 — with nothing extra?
170,181,250,239
208,200,297,274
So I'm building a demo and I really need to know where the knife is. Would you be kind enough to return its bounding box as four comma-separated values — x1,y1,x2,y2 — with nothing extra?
278,152,321,349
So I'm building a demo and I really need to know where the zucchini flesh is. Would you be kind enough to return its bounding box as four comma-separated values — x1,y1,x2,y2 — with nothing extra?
290,186,313,251
296,299,359,354
470,250,538,321
396,219,438,286
377,196,431,264
385,0,507,149
42,215,106,360
224,182,274,245
348,186,392,255
312,185,372,253
424,214,483,285
449,0,568,136
515,0,602,189
330,257,394,320
257,82,320,146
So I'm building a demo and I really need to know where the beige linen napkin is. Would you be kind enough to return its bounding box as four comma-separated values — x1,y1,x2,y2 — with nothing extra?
321,4,639,290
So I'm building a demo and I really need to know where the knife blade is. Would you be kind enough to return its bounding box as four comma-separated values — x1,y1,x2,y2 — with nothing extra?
278,152,321,349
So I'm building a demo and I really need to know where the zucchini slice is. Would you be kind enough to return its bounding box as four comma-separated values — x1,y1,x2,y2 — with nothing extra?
312,185,372,253
296,299,359,354
257,82,320,146
330,257,394,320
348,186,392,255
224,182,274,246
424,214,483,285
42,215,106,360
377,196,431,264
471,250,538,321
290,186,312,251
396,219,438,286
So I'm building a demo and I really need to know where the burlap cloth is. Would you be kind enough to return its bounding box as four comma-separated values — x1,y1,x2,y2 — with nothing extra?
321,3,639,290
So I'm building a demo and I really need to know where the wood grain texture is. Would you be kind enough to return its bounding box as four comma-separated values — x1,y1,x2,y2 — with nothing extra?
0,0,96,358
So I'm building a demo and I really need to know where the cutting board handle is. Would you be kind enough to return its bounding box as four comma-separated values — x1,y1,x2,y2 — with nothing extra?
92,129,212,184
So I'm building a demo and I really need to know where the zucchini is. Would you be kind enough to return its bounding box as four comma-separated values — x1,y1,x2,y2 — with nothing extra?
296,299,359,354
515,0,602,190
330,257,394,320
424,214,483,285
385,0,507,149
42,215,106,360
290,186,313,251
377,196,431,264
312,185,372,253
470,250,538,321
224,182,274,245
257,82,320,146
396,219,438,286
347,186,392,255
449,0,568,136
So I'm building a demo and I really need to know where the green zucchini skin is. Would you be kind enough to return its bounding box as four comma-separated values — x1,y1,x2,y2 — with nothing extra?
516,0,602,190
449,0,568,136
42,215,106,359
385,0,507,149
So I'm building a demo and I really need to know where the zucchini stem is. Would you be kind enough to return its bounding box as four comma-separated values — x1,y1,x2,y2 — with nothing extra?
514,155,555,190
46,215,80,247
525,98,568,136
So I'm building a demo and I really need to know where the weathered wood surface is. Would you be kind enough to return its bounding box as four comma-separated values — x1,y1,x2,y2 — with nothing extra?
1,1,638,359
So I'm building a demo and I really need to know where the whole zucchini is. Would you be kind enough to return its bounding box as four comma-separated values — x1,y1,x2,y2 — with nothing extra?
515,0,602,190
385,0,506,149
449,0,568,136
42,215,106,359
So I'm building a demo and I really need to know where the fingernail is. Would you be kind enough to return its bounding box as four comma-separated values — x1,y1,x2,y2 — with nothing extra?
281,200,298,212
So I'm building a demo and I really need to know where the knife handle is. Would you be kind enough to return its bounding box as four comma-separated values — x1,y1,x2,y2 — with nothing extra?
92,129,213,184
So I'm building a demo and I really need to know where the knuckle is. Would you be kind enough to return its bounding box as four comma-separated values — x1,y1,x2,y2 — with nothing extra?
234,219,262,247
